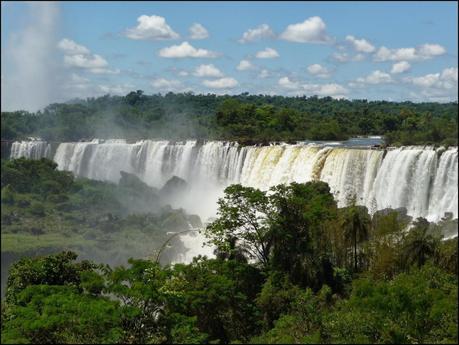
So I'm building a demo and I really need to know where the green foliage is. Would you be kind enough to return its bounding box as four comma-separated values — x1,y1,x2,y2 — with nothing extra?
205,184,272,267
1,285,127,344
1,158,73,194
2,93,457,145
268,182,337,289
1,176,458,344
168,258,264,343
322,265,458,344
5,251,95,304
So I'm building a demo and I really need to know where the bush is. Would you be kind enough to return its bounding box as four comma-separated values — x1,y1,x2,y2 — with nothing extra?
29,202,45,217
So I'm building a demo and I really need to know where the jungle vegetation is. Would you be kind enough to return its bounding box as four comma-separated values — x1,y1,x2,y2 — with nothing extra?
2,92,457,146
1,159,457,344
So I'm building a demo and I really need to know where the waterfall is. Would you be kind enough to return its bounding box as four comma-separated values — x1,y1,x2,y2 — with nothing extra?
10,140,51,160
9,140,458,223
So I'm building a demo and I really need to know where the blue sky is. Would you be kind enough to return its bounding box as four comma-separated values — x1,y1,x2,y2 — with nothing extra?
1,1,457,111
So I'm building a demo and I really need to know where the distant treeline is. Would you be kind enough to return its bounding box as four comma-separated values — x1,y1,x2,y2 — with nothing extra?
1,91,457,146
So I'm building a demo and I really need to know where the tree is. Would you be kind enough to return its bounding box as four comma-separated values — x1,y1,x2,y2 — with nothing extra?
339,203,371,272
5,251,96,305
1,285,127,344
268,181,337,289
204,184,272,268
401,218,441,268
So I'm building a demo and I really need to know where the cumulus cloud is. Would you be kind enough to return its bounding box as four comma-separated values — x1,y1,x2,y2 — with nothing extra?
58,38,119,74
278,76,300,90
150,78,191,92
202,77,238,89
331,52,365,62
405,67,458,102
373,43,446,62
345,35,375,53
158,41,219,58
390,61,411,74
239,24,275,43
151,78,182,89
307,64,331,78
279,16,332,43
193,64,224,77
258,69,270,78
58,38,90,55
405,67,457,89
355,70,393,84
278,76,348,97
63,54,107,69
189,23,209,40
255,47,279,58
125,15,179,40
236,59,255,71
98,83,135,95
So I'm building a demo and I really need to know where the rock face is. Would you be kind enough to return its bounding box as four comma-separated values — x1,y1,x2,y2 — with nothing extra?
118,171,160,213
160,176,189,203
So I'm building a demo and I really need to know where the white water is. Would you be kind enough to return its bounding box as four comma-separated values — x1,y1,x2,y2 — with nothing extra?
10,140,51,160
10,140,458,222
9,140,458,261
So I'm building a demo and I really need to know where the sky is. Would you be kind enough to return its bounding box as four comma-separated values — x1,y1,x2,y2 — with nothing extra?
1,1,458,111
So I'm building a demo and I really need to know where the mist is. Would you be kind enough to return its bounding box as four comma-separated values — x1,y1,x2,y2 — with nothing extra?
1,2,62,112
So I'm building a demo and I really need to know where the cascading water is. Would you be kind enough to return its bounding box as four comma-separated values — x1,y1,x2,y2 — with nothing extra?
10,140,51,160
10,140,458,222
9,139,458,260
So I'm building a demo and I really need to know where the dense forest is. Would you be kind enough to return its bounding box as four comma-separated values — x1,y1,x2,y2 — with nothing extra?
2,92,458,146
1,158,201,295
1,157,458,344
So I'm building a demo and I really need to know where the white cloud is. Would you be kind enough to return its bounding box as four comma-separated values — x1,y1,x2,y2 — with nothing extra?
158,41,219,58
151,78,188,92
279,16,331,43
356,70,393,84
237,59,255,71
409,73,440,88
373,43,446,62
125,15,179,40
151,78,181,88
345,35,375,53
98,84,134,95
64,54,108,69
307,64,330,78
239,24,274,43
258,69,270,78
418,43,447,57
390,61,411,74
405,67,458,102
278,76,348,97
255,47,279,59
302,83,348,97
332,52,365,62
193,64,224,77
441,67,458,83
278,76,300,90
57,38,90,55
59,38,118,74
90,67,121,75
203,77,238,89
405,67,457,89
178,70,189,77
189,23,209,40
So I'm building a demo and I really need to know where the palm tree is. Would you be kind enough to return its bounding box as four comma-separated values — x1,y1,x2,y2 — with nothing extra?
341,205,371,271
401,218,441,268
